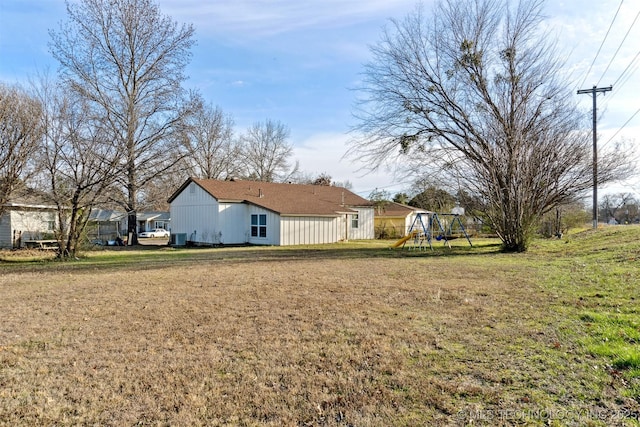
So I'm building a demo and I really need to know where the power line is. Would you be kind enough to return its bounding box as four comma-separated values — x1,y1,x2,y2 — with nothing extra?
599,46,640,150
602,106,640,148
612,50,640,88
597,45,640,120
583,4,640,154
596,6,640,87
577,0,624,90
353,179,416,197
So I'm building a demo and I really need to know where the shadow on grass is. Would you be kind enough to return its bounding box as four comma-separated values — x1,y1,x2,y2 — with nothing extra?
0,239,506,274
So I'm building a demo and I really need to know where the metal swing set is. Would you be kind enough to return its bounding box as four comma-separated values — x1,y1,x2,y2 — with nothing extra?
391,211,472,250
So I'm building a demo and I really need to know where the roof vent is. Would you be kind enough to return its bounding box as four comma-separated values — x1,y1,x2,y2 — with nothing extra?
259,188,264,198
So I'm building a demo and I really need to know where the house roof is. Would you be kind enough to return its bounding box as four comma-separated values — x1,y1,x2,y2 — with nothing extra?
88,209,170,222
168,178,374,216
89,209,126,222
374,201,429,217
137,211,170,222
2,186,56,209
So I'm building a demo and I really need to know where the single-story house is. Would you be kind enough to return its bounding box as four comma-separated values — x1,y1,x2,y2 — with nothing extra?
87,209,170,242
373,202,425,239
167,178,375,246
87,209,127,242
136,211,171,233
0,188,57,249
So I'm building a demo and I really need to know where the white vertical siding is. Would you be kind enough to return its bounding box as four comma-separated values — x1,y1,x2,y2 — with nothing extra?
349,207,375,240
170,185,281,245
170,183,220,244
247,205,279,245
280,216,340,245
339,215,347,241
218,203,248,244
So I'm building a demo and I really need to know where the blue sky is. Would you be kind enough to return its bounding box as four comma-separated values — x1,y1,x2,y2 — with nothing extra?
1,0,639,197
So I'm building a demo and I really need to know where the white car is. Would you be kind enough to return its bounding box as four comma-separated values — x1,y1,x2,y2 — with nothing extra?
139,228,170,238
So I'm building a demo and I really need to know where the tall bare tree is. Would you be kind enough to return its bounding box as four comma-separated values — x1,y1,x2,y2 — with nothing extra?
348,0,634,251
240,119,299,182
179,97,241,179
49,0,195,244
0,83,42,216
34,77,121,258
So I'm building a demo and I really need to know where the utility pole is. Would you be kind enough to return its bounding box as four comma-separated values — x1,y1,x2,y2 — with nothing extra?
577,85,612,229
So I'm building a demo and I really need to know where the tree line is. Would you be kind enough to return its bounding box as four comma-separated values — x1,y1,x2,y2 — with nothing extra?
0,0,337,258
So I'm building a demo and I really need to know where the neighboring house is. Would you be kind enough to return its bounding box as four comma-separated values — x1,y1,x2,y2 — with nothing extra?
136,211,170,233
87,209,171,242
167,178,375,246
87,209,127,242
0,188,57,249
373,202,425,239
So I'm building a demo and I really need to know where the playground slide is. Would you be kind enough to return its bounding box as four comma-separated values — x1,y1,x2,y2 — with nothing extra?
390,231,417,248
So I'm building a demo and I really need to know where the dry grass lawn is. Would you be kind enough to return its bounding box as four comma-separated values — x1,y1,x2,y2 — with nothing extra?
1,236,638,426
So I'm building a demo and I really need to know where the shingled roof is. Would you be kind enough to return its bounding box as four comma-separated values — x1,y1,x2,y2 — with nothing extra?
168,178,373,216
2,186,56,209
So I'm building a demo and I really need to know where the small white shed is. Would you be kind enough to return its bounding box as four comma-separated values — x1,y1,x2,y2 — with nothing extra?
167,178,375,246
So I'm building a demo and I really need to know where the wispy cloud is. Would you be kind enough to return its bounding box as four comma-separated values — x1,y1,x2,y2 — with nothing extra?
160,0,419,38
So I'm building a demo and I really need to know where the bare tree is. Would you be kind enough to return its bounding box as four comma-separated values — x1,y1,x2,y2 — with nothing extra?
312,173,333,186
409,180,456,212
49,0,195,244
0,83,42,216
368,188,392,216
34,77,121,258
284,171,342,186
600,192,637,224
348,0,635,251
240,119,299,182
136,171,186,211
179,97,241,179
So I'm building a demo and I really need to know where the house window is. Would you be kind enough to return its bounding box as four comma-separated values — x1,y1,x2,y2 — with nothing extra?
47,221,55,231
351,213,359,229
189,182,196,194
251,214,267,238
